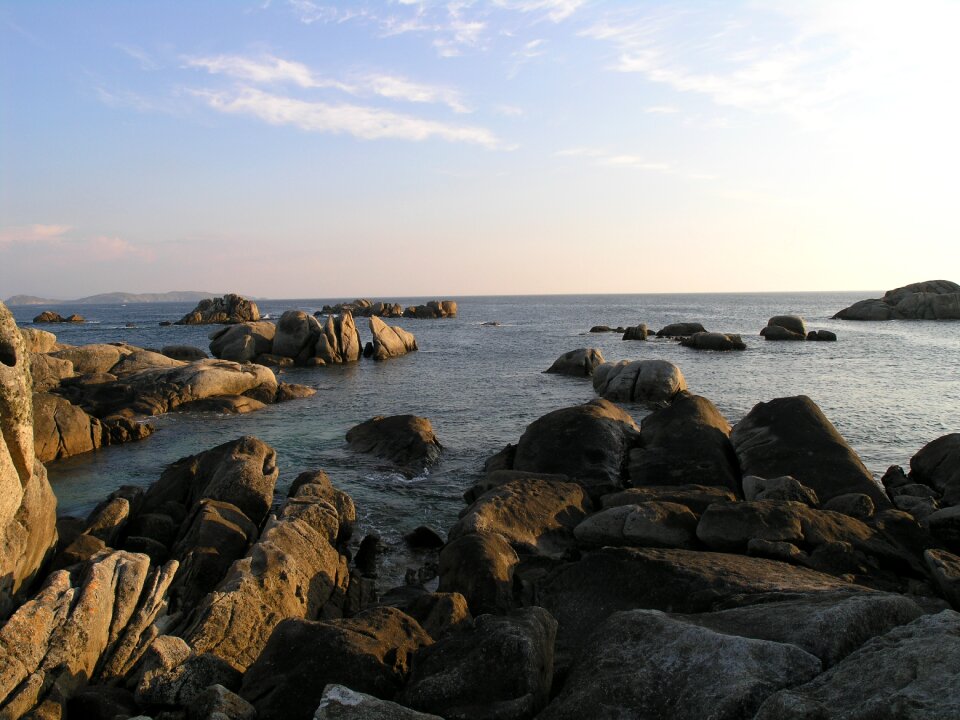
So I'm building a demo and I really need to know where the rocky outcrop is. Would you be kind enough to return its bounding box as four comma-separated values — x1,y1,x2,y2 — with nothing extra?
403,301,458,319
346,415,442,472
315,685,443,719
0,302,58,617
273,310,323,362
834,280,960,320
909,433,960,506
622,324,648,340
438,533,518,616
175,294,260,325
19,328,57,354
507,399,640,499
627,393,739,491
807,329,837,341
574,501,698,548
450,477,590,558
0,551,178,718
319,299,404,318
755,610,960,719
399,607,556,720
51,342,135,375
161,345,208,361
761,314,807,340
731,395,889,507
680,331,746,351
656,322,706,337
240,607,432,720
593,359,687,403
367,316,418,361
209,321,276,363
28,353,73,391
32,311,83,323
315,312,363,364
544,348,604,376
540,608,822,720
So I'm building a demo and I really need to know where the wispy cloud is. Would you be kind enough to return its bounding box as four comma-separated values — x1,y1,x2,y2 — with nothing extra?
116,43,159,71
0,224,72,246
184,54,469,112
645,105,679,114
556,146,712,181
193,87,504,147
493,0,586,22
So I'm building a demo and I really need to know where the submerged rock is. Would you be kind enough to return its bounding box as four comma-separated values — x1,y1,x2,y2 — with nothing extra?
346,415,442,471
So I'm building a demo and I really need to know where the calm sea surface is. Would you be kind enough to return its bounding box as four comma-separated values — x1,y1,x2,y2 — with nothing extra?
11,293,960,585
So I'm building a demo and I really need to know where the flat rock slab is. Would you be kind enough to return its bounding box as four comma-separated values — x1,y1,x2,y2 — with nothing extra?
755,610,960,720
540,609,822,720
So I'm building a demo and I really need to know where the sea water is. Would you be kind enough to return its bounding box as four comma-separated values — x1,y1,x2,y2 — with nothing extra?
11,292,960,585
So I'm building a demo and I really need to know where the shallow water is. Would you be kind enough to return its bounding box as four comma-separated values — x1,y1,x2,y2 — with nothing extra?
12,293,960,586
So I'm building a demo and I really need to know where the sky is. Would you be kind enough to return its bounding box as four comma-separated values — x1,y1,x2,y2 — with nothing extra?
1,0,958,298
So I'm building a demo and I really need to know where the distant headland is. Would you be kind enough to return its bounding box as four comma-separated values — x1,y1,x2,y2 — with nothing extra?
5,291,218,306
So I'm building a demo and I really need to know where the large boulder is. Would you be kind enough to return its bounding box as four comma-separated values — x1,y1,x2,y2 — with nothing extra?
273,310,323,362
32,391,104,462
0,551,178,716
399,607,556,720
33,311,83,323
51,343,134,375
755,610,960,719
678,589,925,668
438,533,518,616
628,393,739,491
110,350,186,376
19,327,57,354
209,321,276,362
764,315,806,336
909,433,960,506
593,360,687,403
535,546,862,671
175,294,260,325
368,316,418,361
28,353,74,391
180,483,348,671
731,395,889,507
539,609,822,720
680,331,746,350
0,302,58,617
315,312,362,364
834,280,960,320
346,415,442,472
574,501,699,549
240,607,432,720
656,322,706,337
59,358,277,418
510,399,640,498
544,348,604,376
449,477,590,558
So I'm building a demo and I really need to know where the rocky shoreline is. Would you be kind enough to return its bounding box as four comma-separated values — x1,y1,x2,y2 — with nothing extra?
3,296,960,719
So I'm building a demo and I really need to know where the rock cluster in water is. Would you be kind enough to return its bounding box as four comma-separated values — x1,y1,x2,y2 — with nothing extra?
210,311,418,366
175,294,261,325
3,297,960,719
319,299,458,319
834,279,960,320
32,311,84,323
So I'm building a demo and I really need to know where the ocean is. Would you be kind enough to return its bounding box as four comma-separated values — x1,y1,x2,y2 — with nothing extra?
11,292,960,586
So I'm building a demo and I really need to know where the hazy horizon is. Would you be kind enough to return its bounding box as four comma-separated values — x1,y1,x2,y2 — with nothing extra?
2,1,958,297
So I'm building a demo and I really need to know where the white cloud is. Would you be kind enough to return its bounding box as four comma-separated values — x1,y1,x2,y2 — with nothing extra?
0,226,154,262
645,105,679,114
493,0,586,22
193,87,504,147
184,54,469,112
556,147,714,182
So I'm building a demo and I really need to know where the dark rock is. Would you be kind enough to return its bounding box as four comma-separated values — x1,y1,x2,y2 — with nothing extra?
807,329,837,341
274,382,316,403
346,415,442,471
760,325,805,341
822,493,876,519
628,393,739,491
909,433,960,506
925,549,960,608
535,547,863,672
656,322,706,337
33,310,84,323
405,526,445,550
544,348,605,376
400,607,556,720
601,484,737,515
379,589,472,640
766,314,806,335
315,685,443,719
438,532,518,615
755,610,960,719
66,686,139,720
622,324,648,340
355,534,381,576
162,344,208,361
574,501,698,549
742,475,819,506
240,607,432,720
539,609,821,720
511,399,639,499
189,684,256,720
680,331,746,351
730,395,889,507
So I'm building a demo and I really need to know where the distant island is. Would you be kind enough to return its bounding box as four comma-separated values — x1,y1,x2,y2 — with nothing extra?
5,291,217,306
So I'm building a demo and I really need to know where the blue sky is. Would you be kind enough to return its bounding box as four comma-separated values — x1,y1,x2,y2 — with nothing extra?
1,0,958,298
